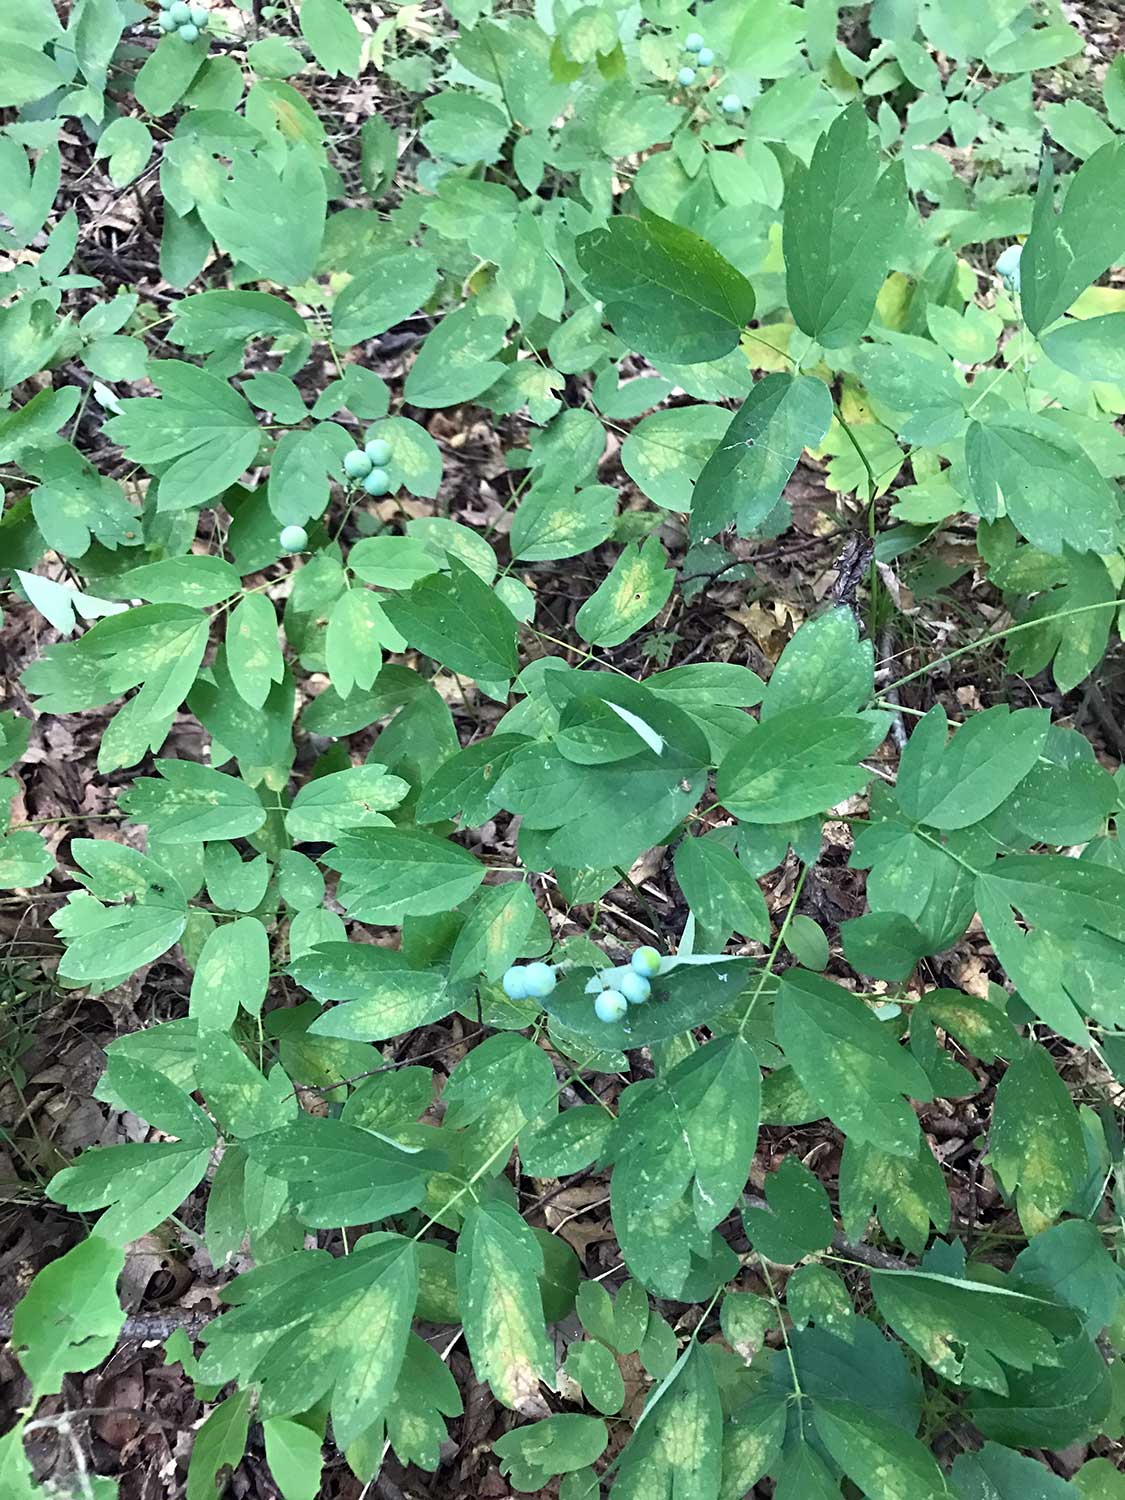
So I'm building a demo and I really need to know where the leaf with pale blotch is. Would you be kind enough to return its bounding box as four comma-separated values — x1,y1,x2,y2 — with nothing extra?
990,1042,1088,1226
285,764,409,842
227,593,284,710
575,535,674,648
457,1200,554,1414
774,969,932,1158
448,881,539,982
719,1393,787,1500
839,1136,949,1257
870,1265,1066,1393
691,373,832,540
813,1398,947,1500
190,917,270,1030
614,1341,722,1500
197,1237,417,1451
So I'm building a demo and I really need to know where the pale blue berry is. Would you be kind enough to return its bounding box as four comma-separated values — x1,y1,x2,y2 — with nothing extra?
169,0,190,19
365,437,393,466
502,966,529,1000
362,467,391,497
630,945,661,977
595,989,629,1023
189,3,208,25
684,32,704,52
178,22,200,41
158,10,177,28
995,243,1022,293
721,93,742,114
697,47,715,66
279,524,308,553
678,66,696,86
619,971,651,1005
522,961,557,998
344,449,373,480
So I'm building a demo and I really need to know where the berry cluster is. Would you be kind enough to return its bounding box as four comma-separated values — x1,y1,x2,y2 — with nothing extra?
593,946,660,1023
343,434,395,496
501,962,558,1000
680,31,740,113
158,0,208,42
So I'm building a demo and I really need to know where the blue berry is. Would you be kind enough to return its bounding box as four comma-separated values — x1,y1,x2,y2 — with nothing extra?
684,32,704,52
630,946,661,977
995,243,1023,292
502,966,528,1000
158,10,177,28
169,0,190,20
721,93,742,114
344,449,373,480
697,47,714,66
365,437,393,466
523,961,557,998
178,22,200,40
619,971,651,1005
595,989,628,1023
189,3,208,24
279,524,308,553
362,467,390,497
678,67,696,86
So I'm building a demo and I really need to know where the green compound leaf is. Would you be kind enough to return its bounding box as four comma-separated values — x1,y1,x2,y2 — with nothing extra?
950,1441,1075,1500
691,373,833,541
246,1115,442,1227
990,1042,1088,1225
509,480,617,562
226,592,285,710
186,1390,253,1500
458,1200,555,1413
104,361,261,513
292,943,457,1041
120,759,267,842
576,210,756,364
783,102,907,347
190,917,270,1030
621,404,728,512
1021,141,1125,335
448,880,538,982
1039,311,1125,383
285,764,409,841
839,1136,950,1257
744,1156,834,1264
575,535,674,648
47,1061,213,1244
674,835,770,943
262,1417,323,1500
382,558,519,685
895,703,1050,830
327,826,486,924
197,145,327,288
332,248,438,348
717,707,891,823
774,969,932,1158
493,1415,608,1494
198,1236,418,1451
299,0,362,79
613,1341,721,1500
968,1332,1111,1451
813,1398,947,1500
10,1235,125,1399
965,414,1122,557
870,1263,1068,1393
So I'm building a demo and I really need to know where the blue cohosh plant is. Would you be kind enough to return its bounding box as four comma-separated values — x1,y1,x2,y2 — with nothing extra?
1,0,1124,1497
